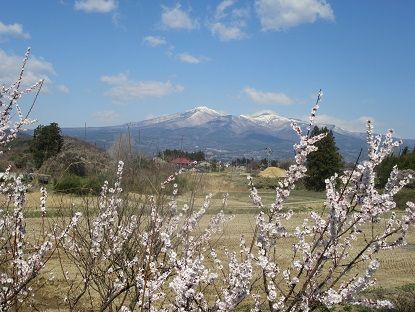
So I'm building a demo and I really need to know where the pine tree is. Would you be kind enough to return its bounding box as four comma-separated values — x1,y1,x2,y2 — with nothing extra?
304,126,344,191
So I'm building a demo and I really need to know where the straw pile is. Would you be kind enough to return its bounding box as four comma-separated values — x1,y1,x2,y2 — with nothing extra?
258,166,287,178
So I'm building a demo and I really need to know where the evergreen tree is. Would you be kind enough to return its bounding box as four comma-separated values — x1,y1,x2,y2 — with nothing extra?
304,126,344,191
30,122,64,168
376,145,415,187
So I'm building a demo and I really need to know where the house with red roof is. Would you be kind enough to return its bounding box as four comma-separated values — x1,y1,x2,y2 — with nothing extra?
171,157,193,166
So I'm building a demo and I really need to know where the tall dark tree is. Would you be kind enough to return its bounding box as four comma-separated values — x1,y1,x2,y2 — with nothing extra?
376,145,415,188
30,122,64,168
304,126,344,191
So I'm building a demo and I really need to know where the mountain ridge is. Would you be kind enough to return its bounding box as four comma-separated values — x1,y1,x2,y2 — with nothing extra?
61,107,414,162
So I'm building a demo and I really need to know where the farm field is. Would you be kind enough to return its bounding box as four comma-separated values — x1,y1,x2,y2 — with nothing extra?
17,171,415,311
22,212,415,310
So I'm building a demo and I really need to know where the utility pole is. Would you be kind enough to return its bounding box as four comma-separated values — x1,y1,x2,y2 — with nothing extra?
138,129,141,168
127,123,132,157
84,122,87,155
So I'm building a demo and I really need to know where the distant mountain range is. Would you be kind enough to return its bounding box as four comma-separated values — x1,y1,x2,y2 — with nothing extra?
61,107,414,162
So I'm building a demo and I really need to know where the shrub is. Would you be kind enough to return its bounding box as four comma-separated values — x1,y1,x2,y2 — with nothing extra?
67,160,87,176
376,148,415,188
54,174,104,195
253,176,282,189
394,188,415,209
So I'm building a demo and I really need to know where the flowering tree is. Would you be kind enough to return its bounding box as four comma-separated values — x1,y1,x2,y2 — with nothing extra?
57,90,414,311
0,49,80,311
57,165,233,311
1,49,414,311
247,92,414,311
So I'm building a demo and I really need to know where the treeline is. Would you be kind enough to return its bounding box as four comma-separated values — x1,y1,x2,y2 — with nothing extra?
231,157,277,167
376,146,415,187
158,149,205,161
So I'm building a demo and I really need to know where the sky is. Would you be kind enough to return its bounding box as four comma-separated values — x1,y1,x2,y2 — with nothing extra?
1,0,414,139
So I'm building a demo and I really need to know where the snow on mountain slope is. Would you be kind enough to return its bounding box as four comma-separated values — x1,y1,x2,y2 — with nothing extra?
130,107,365,140
176,106,224,127
241,112,293,131
65,106,406,161
131,106,224,129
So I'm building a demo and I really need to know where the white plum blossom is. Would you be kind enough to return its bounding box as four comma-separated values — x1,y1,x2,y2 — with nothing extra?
0,48,81,310
1,56,413,311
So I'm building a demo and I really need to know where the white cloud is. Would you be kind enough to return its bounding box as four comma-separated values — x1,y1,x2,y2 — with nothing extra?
111,11,122,26
255,0,334,31
244,87,294,105
314,114,374,132
92,110,120,123
209,22,247,41
57,84,70,93
251,109,279,116
209,1,249,41
166,45,175,57
143,35,167,47
0,21,30,39
176,53,207,64
161,5,197,30
100,73,184,102
232,7,250,19
74,0,118,13
0,49,55,89
215,0,236,19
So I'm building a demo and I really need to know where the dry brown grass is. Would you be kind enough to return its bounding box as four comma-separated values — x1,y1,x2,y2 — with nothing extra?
14,172,415,310
20,205,415,311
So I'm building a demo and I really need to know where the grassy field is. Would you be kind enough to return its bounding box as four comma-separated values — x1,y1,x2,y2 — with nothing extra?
13,171,415,310
24,208,415,310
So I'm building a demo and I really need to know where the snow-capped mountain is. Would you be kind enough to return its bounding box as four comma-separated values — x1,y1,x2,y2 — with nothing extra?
62,107,414,161
241,112,292,129
132,106,224,129
131,108,299,137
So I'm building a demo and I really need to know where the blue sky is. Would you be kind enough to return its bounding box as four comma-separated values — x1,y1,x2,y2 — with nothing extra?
1,0,414,138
